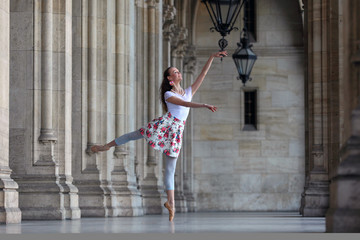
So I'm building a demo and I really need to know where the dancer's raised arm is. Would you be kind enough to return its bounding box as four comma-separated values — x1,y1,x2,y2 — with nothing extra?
191,51,227,96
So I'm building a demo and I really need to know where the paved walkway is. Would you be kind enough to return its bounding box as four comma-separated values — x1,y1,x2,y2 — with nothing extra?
0,212,325,234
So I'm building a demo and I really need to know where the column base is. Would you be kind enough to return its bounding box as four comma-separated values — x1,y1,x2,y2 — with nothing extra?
74,180,110,217
0,208,22,224
184,192,196,212
0,167,22,223
111,164,144,216
141,187,166,214
326,208,360,232
175,191,188,213
300,180,329,217
16,175,80,220
141,172,167,215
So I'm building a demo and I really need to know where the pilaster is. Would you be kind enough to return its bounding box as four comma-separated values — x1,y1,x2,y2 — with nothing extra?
10,0,80,220
326,0,360,232
301,0,339,216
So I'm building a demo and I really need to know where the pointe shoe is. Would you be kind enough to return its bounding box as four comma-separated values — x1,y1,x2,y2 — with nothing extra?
164,201,175,222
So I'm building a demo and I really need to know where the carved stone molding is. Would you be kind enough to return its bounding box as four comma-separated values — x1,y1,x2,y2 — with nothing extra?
162,4,176,41
163,22,176,41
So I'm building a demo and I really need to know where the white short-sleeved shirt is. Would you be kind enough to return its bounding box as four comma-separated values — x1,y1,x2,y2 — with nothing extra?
164,86,192,121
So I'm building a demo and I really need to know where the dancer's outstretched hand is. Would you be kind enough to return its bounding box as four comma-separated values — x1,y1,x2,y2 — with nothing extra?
213,51,228,58
204,104,218,112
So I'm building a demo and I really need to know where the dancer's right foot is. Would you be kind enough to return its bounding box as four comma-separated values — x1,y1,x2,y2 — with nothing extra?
90,145,110,153
164,201,175,222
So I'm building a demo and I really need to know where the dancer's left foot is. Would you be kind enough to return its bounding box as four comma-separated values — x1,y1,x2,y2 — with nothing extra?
91,145,110,153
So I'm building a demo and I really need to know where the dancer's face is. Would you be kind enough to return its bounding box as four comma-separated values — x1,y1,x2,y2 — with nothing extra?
167,67,182,84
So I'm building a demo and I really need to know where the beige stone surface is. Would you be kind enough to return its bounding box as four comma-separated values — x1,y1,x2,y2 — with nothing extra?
193,0,305,211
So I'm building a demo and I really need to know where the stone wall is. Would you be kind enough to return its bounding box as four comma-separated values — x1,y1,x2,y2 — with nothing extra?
193,0,305,211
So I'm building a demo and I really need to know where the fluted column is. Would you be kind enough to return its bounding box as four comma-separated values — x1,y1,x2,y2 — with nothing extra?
300,0,339,217
110,0,143,217
55,0,81,220
0,0,21,224
140,0,165,215
85,0,99,166
34,0,57,168
73,0,109,217
38,0,56,144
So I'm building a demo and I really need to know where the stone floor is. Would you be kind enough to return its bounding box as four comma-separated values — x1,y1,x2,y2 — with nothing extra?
0,212,325,234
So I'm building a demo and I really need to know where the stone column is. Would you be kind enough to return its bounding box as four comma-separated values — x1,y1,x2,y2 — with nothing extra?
55,0,81,220
110,0,143,217
326,0,360,232
141,0,165,215
73,0,109,217
0,0,21,224
183,52,197,212
34,0,57,167
300,0,339,217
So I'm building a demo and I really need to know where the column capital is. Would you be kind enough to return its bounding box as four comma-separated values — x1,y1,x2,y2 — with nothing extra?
184,58,197,74
184,45,197,74
163,4,176,23
171,27,188,57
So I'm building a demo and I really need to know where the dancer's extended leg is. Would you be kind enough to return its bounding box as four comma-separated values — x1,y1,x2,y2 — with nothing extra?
91,130,143,153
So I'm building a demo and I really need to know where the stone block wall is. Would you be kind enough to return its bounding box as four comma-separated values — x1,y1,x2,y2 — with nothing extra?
193,0,305,211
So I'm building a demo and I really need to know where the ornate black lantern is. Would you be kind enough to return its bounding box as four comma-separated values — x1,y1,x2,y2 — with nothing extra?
232,16,257,86
201,0,246,51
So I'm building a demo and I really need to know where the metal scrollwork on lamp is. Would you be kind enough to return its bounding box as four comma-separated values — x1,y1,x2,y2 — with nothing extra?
201,0,246,51
202,0,257,85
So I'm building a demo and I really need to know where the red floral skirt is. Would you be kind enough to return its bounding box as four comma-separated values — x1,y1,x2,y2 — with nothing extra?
139,112,186,158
